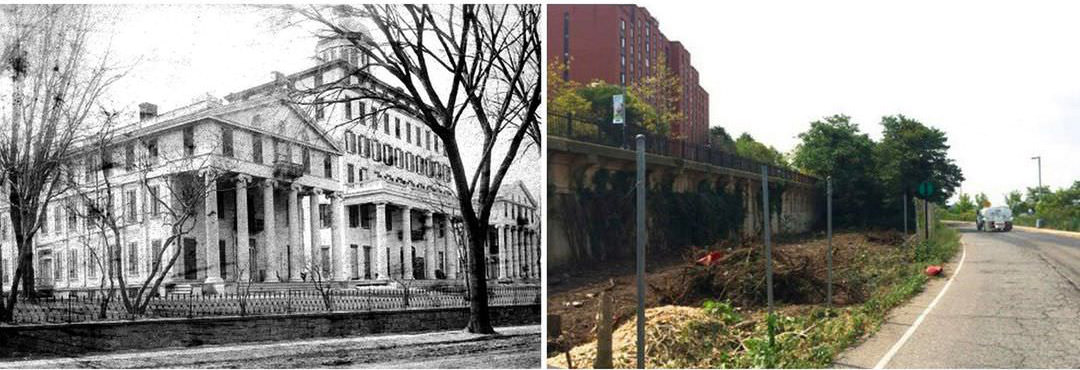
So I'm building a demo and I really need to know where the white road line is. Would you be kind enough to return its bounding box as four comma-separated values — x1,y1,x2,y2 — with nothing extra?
873,240,968,369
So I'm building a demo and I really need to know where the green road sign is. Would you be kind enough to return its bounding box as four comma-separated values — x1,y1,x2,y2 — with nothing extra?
917,180,934,198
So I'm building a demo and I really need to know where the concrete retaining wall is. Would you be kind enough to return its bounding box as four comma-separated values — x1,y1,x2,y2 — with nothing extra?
0,304,539,359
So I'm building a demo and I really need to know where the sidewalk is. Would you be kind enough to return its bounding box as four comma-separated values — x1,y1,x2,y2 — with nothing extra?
0,325,541,369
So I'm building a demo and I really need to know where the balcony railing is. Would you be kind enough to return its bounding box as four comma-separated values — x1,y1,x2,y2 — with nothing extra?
549,113,817,185
272,159,304,180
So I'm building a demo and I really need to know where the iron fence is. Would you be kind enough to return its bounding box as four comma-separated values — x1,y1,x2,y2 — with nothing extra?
549,113,816,185
4,284,539,325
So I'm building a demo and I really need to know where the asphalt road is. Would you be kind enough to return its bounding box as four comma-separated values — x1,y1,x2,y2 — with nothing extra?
0,325,541,369
837,224,1080,368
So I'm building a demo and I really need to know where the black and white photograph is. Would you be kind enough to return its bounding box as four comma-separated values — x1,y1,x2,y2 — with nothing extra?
0,3,541,368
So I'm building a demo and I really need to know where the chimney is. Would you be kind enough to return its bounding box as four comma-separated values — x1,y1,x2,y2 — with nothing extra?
138,102,158,121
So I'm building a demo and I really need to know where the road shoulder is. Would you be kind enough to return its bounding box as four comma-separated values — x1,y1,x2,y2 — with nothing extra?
833,242,964,368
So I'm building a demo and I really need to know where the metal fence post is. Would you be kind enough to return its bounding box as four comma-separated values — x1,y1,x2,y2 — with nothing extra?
826,176,833,309
635,134,647,370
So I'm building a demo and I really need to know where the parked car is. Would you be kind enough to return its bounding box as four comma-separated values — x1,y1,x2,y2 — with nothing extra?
977,206,1013,231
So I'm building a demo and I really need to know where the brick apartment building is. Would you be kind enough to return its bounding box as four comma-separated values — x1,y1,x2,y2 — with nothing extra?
547,4,709,146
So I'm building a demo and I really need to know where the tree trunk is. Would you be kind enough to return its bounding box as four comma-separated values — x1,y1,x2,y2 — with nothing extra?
464,224,495,334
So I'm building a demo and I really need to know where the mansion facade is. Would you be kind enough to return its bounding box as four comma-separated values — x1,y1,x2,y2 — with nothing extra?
0,36,540,295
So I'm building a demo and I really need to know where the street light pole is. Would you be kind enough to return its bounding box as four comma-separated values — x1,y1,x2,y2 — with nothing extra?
1031,156,1042,190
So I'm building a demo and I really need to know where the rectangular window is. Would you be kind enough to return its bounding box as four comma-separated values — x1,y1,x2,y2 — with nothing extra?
183,126,195,156
345,100,353,120
416,127,422,146
147,138,158,162
348,205,360,228
1,258,8,284
41,207,48,234
319,204,331,229
127,242,139,276
88,249,98,279
372,140,381,161
360,204,372,229
385,206,393,231
222,127,234,157
68,249,78,280
347,163,355,183
315,98,325,120
54,205,63,235
67,201,78,231
394,118,401,139
382,114,389,135
406,122,412,142
358,103,366,124
149,239,162,274
302,147,311,173
125,143,134,170
324,155,333,179
126,189,138,223
425,132,431,151
252,133,263,164
149,186,160,216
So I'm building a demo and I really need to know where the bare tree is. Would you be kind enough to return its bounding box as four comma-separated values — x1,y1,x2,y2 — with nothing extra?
273,3,541,334
65,117,231,316
0,5,124,321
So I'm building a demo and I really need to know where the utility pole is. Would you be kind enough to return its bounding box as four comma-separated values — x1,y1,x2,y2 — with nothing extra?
1031,156,1042,189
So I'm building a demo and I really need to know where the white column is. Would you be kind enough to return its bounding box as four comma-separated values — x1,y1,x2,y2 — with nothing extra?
288,184,302,281
402,205,413,280
261,179,279,282
497,225,507,279
308,188,322,276
424,211,435,279
374,202,388,280
331,193,347,281
444,216,457,279
203,173,224,291
235,175,250,283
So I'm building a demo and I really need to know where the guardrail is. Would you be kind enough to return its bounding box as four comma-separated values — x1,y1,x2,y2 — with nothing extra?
549,113,816,185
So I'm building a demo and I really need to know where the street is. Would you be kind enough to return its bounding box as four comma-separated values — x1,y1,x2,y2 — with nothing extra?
0,325,541,369
837,224,1080,368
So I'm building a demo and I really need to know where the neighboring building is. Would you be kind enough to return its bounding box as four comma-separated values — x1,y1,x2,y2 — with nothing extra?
0,30,540,295
547,4,710,146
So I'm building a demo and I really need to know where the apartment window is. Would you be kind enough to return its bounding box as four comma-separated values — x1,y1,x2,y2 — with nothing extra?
360,204,373,229
358,102,366,124
562,12,570,80
434,138,439,153
252,132,263,164
324,155,333,179
315,98,325,120
394,118,401,139
319,204,331,228
149,186,160,216
302,147,311,173
362,137,370,158
149,239,161,273
68,249,78,280
146,138,158,161
395,148,403,168
385,206,393,231
67,201,78,231
348,205,360,228
373,140,381,161
415,127,422,146
425,132,431,151
382,114,389,135
126,189,137,223
347,163,355,183
222,127,234,157
345,100,353,120
127,242,139,276
406,122,412,143
183,126,195,156
41,207,48,234
53,257,61,281
87,251,97,279
53,205,63,235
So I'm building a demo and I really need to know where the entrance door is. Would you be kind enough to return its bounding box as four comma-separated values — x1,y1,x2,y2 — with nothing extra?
320,246,330,276
183,238,198,280
219,240,227,280
349,245,359,279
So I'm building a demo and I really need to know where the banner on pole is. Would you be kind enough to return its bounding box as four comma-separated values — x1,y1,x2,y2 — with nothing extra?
612,94,625,125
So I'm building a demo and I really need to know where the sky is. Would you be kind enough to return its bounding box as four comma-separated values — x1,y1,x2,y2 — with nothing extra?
639,0,1080,204
94,4,541,202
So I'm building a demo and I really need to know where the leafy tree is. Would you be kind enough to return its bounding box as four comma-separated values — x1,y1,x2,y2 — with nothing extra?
709,126,736,153
792,115,880,227
974,192,989,208
1004,190,1026,215
735,133,788,168
954,193,975,213
576,81,664,135
629,54,682,137
874,114,964,227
